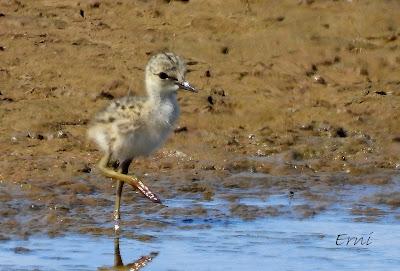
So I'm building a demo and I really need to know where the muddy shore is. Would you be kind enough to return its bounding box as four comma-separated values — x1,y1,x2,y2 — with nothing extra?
0,0,399,239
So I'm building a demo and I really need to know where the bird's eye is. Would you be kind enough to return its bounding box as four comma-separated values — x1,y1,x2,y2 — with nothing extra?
158,72,168,80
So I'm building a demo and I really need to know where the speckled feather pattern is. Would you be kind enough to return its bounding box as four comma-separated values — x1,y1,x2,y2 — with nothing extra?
87,53,185,163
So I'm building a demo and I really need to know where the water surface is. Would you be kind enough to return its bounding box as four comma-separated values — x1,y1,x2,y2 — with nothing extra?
1,205,398,271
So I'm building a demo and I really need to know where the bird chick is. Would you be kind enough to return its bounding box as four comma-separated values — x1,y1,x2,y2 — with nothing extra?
87,52,197,229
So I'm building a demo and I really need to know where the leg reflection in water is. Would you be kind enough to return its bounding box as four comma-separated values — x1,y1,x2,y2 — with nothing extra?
99,236,159,271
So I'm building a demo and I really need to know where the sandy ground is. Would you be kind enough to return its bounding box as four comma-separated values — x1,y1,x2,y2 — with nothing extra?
0,0,399,238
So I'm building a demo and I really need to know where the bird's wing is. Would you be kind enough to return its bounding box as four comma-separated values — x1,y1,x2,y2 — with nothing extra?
93,96,147,132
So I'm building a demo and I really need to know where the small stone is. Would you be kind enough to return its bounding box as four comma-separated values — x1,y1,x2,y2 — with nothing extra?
335,127,347,138
305,64,317,76
387,35,397,42
78,164,91,173
227,137,239,146
313,74,326,84
201,164,216,170
174,126,188,133
375,90,387,96
256,149,266,156
26,132,45,140
95,90,114,100
221,47,229,55
207,96,214,105
1,97,14,102
56,130,68,138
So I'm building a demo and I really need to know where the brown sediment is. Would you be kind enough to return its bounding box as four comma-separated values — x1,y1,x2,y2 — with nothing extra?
351,207,386,218
364,192,400,208
292,204,328,219
0,0,400,238
229,204,281,220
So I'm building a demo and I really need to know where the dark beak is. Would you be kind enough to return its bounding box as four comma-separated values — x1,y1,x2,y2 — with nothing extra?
175,81,198,92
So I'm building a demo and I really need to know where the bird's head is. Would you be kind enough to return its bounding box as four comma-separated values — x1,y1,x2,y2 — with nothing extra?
145,52,197,96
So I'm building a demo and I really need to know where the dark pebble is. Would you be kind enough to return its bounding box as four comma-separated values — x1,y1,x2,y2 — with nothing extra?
96,91,114,100
26,132,45,140
207,96,214,105
174,126,188,133
335,127,347,138
227,137,240,146
313,74,326,84
78,164,91,173
0,97,13,102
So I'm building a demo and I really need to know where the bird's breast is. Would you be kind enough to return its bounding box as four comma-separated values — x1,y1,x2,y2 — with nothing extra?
131,100,179,154
151,98,180,128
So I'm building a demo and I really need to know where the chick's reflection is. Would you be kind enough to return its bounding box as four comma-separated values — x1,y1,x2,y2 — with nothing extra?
99,237,159,271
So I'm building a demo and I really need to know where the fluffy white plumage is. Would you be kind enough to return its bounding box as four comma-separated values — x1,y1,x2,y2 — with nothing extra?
88,52,196,164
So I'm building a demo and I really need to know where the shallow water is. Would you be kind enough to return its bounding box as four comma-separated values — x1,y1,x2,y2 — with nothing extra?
1,198,399,271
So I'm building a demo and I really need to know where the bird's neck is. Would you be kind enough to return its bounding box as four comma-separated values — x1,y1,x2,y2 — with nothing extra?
146,81,177,103
146,89,178,113
145,90,179,126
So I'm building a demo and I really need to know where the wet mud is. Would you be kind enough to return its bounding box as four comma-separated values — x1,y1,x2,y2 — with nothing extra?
0,0,399,239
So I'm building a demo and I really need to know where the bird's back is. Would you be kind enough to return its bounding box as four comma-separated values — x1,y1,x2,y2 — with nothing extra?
88,94,179,162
